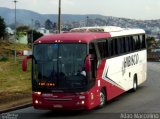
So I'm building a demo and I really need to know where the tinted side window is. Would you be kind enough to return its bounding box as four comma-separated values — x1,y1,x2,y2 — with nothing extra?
112,39,116,56
133,35,140,50
97,40,107,59
129,36,134,51
114,38,119,55
116,38,122,54
108,39,113,57
121,37,125,54
125,37,129,52
89,43,97,79
97,39,120,58
140,34,146,49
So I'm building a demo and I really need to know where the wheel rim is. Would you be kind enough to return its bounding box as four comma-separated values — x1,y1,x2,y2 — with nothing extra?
100,91,105,106
133,81,137,90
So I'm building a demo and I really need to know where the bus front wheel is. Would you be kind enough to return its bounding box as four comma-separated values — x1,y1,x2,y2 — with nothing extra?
99,89,106,108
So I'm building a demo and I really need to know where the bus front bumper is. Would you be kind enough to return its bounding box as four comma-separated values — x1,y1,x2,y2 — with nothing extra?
32,93,90,110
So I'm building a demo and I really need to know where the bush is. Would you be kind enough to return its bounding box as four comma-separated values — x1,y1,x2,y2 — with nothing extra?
0,57,9,62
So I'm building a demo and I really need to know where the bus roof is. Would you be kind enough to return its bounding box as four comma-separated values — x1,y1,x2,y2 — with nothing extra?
70,26,123,32
70,26,145,37
35,26,145,44
35,32,111,44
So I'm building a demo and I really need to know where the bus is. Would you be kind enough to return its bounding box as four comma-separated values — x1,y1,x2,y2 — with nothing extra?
22,26,147,110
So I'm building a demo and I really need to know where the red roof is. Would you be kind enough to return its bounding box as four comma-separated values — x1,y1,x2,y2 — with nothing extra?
35,32,111,44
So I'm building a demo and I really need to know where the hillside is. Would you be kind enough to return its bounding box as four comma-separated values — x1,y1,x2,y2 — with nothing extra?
0,7,45,26
0,7,106,26
1,7,160,36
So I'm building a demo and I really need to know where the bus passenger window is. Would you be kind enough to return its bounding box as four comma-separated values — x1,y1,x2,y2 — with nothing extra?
116,38,121,55
97,40,107,59
108,39,113,57
133,36,140,50
128,37,131,51
89,43,97,79
121,37,125,54
125,37,129,52
130,37,134,51
140,35,146,49
114,39,118,55
112,39,116,56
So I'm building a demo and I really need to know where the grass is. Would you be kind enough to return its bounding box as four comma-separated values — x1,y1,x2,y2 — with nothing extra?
0,58,32,93
0,41,32,111
0,57,9,62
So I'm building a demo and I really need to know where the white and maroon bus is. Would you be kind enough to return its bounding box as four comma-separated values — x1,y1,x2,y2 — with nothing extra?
22,26,147,110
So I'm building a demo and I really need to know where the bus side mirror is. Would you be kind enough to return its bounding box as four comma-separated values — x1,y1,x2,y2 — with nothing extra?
22,55,32,72
85,54,91,72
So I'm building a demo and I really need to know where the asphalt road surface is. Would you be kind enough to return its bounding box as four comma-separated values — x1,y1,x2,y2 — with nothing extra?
1,62,160,119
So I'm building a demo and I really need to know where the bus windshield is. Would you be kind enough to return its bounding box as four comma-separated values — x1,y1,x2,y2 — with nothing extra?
32,43,87,92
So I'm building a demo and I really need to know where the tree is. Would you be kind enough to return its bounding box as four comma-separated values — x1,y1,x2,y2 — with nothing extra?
0,16,6,40
16,25,30,32
53,22,57,30
146,37,158,51
35,20,41,29
28,30,43,45
157,40,160,47
45,19,53,30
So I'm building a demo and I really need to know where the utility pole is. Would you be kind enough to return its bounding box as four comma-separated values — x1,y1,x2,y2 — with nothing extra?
86,16,89,27
13,0,18,63
31,19,34,50
58,0,61,33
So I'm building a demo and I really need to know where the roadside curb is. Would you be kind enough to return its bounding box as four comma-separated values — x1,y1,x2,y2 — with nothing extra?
0,103,32,114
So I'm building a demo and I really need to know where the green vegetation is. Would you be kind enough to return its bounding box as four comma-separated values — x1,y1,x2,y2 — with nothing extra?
158,40,160,46
0,41,32,110
0,58,31,93
16,25,43,47
0,16,6,39
0,57,9,62
146,36,158,52
28,30,43,42
0,41,32,93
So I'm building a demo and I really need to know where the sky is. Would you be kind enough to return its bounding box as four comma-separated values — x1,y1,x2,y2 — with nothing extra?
0,0,160,20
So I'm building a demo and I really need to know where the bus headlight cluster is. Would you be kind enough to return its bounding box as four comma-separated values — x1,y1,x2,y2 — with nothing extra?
34,92,41,95
76,100,85,105
35,100,39,104
81,101,85,105
35,100,42,104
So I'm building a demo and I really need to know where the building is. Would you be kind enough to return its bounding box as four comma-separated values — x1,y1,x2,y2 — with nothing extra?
37,28,50,35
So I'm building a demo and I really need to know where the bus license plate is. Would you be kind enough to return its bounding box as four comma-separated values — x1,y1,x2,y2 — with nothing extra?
53,104,63,108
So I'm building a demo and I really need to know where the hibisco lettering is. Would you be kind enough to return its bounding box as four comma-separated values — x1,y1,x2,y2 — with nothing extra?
123,54,139,68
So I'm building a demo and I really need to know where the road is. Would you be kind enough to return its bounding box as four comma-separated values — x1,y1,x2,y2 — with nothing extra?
1,62,160,119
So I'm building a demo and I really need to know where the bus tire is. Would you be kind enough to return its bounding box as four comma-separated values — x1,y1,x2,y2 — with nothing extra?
132,76,137,92
99,89,106,108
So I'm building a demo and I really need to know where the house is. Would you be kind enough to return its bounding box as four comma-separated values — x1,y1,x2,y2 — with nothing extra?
5,27,14,35
37,28,50,35
16,32,28,44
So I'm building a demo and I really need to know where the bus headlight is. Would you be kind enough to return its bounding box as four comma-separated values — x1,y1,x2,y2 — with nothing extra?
81,101,85,105
34,92,41,95
35,100,39,104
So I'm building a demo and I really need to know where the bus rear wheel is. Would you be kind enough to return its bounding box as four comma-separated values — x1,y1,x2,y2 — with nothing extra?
132,77,137,92
99,89,106,108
